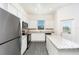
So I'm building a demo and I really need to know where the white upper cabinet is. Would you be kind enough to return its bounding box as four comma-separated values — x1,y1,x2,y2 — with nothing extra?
0,3,18,17
0,3,29,24
0,3,8,11
8,4,18,16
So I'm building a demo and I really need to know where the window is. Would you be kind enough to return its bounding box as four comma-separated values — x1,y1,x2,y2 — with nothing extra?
62,19,73,34
37,20,44,30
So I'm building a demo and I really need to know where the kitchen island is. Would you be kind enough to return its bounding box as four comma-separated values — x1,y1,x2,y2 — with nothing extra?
46,34,79,55
28,28,54,42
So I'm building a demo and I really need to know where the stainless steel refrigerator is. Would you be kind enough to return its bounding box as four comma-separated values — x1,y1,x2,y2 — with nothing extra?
0,8,21,55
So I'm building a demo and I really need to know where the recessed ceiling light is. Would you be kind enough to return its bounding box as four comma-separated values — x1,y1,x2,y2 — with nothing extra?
49,8,53,11
34,8,38,11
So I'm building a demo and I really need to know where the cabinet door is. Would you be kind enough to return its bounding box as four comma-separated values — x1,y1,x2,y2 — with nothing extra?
46,37,58,55
31,33,45,42
0,3,8,10
21,35,27,54
8,4,18,16
46,38,53,54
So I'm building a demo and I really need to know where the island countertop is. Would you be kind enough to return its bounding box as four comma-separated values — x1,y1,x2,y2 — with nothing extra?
27,28,54,33
28,29,54,33
46,34,79,49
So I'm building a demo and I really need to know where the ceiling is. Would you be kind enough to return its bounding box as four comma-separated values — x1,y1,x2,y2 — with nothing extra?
20,3,70,15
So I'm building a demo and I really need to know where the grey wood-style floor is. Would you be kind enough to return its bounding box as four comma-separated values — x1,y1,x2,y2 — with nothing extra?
25,42,48,55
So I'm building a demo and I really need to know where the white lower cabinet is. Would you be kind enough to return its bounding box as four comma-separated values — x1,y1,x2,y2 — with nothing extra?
46,36,79,55
31,33,45,42
46,37,58,55
21,35,27,54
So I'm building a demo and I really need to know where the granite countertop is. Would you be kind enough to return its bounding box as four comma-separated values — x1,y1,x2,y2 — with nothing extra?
27,28,54,33
28,29,54,33
47,34,79,49
22,28,54,34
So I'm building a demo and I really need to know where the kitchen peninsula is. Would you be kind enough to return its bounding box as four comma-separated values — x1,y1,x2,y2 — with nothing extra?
28,28,54,42
46,34,79,55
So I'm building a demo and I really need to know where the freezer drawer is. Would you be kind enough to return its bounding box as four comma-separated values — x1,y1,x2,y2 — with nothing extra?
0,38,21,55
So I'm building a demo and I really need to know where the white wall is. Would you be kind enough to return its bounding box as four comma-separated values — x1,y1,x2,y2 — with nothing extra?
55,4,79,44
28,14,54,29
